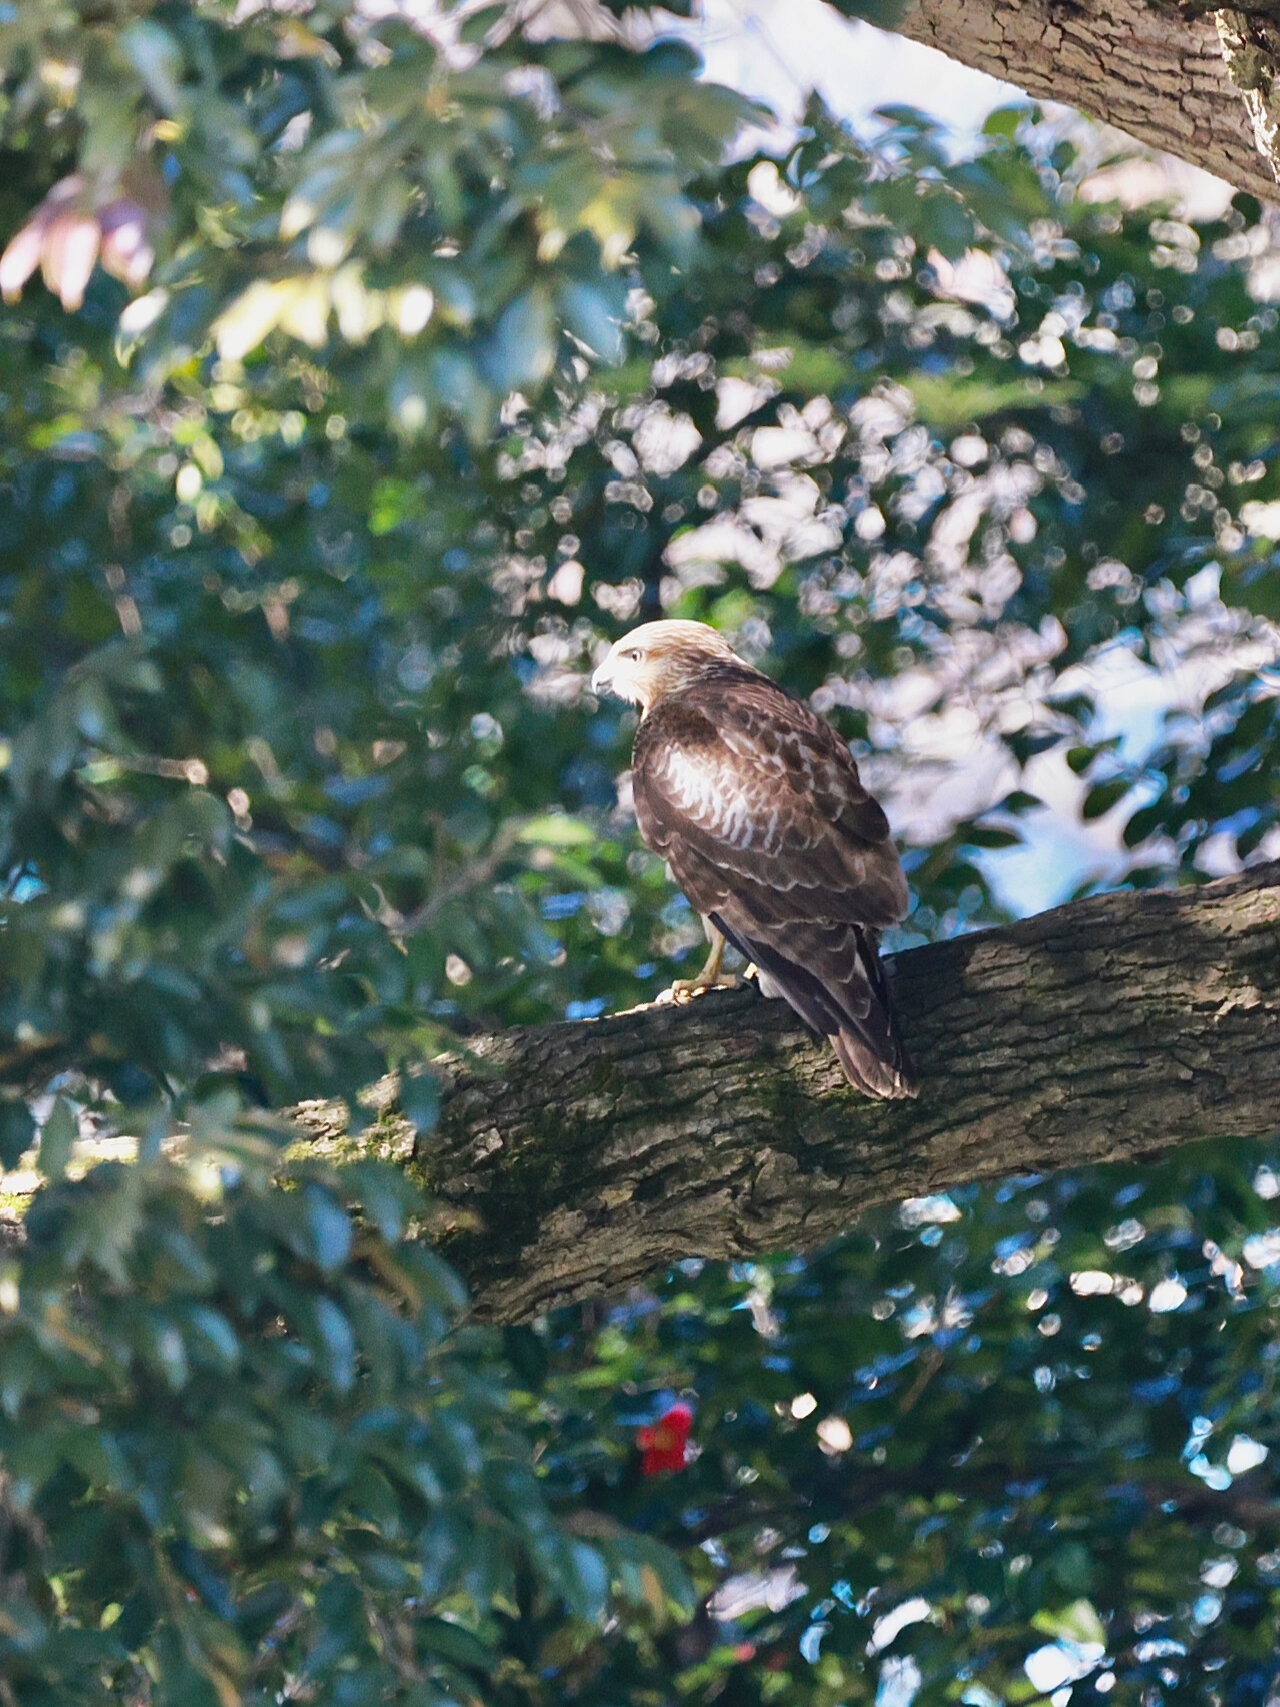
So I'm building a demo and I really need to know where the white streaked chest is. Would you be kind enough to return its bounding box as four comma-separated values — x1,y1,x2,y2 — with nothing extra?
660,744,781,851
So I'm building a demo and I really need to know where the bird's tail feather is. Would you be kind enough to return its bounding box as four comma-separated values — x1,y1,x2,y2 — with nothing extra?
711,913,916,1101
834,926,917,1100
830,1026,916,1100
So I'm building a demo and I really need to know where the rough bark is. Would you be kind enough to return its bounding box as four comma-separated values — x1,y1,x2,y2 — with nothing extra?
894,0,1280,200
1214,8,1280,183
406,864,1280,1320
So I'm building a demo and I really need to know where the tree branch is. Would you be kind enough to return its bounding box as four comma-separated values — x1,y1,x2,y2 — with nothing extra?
402,865,1280,1320
892,0,1278,203
1214,7,1280,184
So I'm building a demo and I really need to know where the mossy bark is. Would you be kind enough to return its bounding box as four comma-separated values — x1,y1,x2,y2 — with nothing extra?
373,865,1280,1320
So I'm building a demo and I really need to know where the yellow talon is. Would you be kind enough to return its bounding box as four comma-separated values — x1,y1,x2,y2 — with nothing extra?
658,927,741,1004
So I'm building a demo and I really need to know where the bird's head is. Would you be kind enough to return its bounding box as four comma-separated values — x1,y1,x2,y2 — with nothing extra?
590,620,744,717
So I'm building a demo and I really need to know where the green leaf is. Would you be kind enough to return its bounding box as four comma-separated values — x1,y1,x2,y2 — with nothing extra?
342,1161,418,1243
963,825,1023,849
564,1540,610,1623
1066,745,1096,775
0,1101,35,1171
416,1616,495,1672
312,1295,356,1392
480,287,558,396
304,1185,353,1273
119,21,187,114
398,1071,440,1137
559,280,626,364
983,104,1028,140
39,1097,77,1184
183,1306,241,1372
1032,1597,1106,1648
826,0,911,30
1082,778,1131,820
515,813,598,848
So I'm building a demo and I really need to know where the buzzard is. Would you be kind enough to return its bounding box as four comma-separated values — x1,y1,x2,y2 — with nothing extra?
591,619,916,1099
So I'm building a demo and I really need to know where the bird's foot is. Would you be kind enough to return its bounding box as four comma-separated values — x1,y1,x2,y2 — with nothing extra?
653,929,756,1005
655,969,743,1006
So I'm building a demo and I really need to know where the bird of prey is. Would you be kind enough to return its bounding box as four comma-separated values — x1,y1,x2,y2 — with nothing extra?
591,619,916,1099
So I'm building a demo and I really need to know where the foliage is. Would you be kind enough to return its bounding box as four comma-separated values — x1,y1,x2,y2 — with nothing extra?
2,0,1280,1702
0,1119,687,1705
517,1139,1280,1707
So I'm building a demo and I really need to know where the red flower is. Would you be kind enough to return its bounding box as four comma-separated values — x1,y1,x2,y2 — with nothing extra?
637,1402,694,1475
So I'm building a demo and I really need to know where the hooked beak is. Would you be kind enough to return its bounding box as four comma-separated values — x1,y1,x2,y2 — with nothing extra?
590,655,615,697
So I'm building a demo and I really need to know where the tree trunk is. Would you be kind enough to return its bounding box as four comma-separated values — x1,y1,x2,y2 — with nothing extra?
398,864,1280,1320
894,0,1278,202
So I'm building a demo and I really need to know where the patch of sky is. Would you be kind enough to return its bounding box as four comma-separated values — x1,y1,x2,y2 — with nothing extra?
675,0,1017,157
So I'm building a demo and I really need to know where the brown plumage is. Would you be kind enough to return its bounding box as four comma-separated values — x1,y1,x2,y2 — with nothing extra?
591,620,916,1099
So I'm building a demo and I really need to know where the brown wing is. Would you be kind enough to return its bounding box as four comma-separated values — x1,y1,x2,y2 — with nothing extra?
633,671,915,1099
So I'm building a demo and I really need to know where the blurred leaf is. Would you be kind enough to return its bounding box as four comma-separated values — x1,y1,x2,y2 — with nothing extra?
303,1183,353,1273
1082,778,1131,820
38,1097,76,1184
481,287,557,396
516,814,598,847
0,1101,35,1171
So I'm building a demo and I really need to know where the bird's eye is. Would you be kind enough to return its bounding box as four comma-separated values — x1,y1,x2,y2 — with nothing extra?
623,648,642,661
